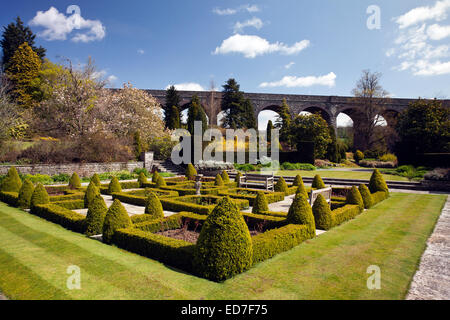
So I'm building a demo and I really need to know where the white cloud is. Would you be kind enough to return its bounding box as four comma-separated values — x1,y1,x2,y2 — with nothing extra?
394,0,450,29
388,1,450,76
427,23,450,40
137,49,145,55
29,6,105,43
233,17,263,33
213,34,310,58
107,75,118,83
259,72,337,88
213,8,237,16
166,83,205,91
213,4,260,16
284,62,295,69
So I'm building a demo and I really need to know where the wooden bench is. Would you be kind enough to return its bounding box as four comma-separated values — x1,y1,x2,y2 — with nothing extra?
239,173,275,191
309,187,332,207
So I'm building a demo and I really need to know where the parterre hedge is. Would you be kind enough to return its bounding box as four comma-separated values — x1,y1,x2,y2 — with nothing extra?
51,199,85,210
112,228,195,272
218,188,285,206
160,196,249,215
252,224,311,265
0,191,18,206
31,204,86,233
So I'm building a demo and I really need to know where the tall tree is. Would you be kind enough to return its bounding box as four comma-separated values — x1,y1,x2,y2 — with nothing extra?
0,75,20,147
351,70,390,151
396,99,450,160
6,42,41,108
291,113,332,159
266,120,274,143
187,95,208,135
1,17,46,71
275,98,293,147
220,78,255,129
164,85,181,128
167,105,181,130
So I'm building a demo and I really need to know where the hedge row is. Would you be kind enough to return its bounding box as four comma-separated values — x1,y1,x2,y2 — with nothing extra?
252,224,311,265
372,191,389,206
242,212,286,230
31,204,86,233
112,228,195,272
51,199,85,210
49,192,85,202
330,205,361,229
133,214,183,232
160,185,227,196
160,196,249,215
0,191,19,206
124,188,179,198
218,188,285,206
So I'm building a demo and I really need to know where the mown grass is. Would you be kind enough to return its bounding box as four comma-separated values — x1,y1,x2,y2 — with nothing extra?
268,170,409,182
0,193,445,300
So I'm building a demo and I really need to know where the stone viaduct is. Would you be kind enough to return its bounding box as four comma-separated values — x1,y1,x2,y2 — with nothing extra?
145,89,450,149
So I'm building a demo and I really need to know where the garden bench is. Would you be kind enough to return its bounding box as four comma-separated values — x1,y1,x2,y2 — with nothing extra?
309,187,332,206
239,173,274,191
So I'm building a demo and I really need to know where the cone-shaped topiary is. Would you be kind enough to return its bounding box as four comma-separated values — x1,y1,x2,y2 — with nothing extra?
252,192,269,214
85,195,107,236
215,174,224,186
359,184,374,209
312,194,332,230
346,186,364,212
221,170,230,183
155,175,167,187
235,172,242,187
1,166,22,192
17,179,34,209
84,181,100,208
68,173,81,189
102,199,132,244
138,172,148,187
186,164,197,181
91,173,101,187
312,175,326,189
145,192,164,219
293,175,304,187
30,183,50,208
287,194,316,238
194,197,253,282
152,170,160,183
108,177,122,194
369,169,389,195
274,177,288,194
296,183,309,198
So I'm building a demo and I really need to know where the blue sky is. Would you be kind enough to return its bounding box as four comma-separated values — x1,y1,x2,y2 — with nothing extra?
1,0,449,128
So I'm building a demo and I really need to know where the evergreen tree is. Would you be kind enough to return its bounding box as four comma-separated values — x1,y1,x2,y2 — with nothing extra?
275,99,292,146
187,95,207,135
164,86,181,127
325,125,340,163
167,105,181,129
5,42,41,108
266,120,274,143
1,17,46,70
221,78,255,129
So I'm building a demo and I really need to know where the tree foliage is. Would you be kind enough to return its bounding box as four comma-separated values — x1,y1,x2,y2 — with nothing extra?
187,95,208,135
220,78,256,129
1,17,45,71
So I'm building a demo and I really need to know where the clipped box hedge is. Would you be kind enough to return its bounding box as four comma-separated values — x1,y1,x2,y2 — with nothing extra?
252,224,311,265
112,189,179,207
218,188,285,206
0,191,19,207
372,191,388,206
330,204,361,229
160,196,249,215
133,214,183,232
160,185,227,196
241,212,287,230
50,192,85,202
31,203,86,233
112,228,195,272
51,199,85,210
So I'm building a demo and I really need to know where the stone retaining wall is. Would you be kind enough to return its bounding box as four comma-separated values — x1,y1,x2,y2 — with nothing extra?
0,152,154,178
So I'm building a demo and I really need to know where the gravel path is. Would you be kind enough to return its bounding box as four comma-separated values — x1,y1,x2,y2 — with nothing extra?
406,195,450,300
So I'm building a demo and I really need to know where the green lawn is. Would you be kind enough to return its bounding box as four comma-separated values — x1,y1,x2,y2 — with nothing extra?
0,193,445,300
265,170,410,182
